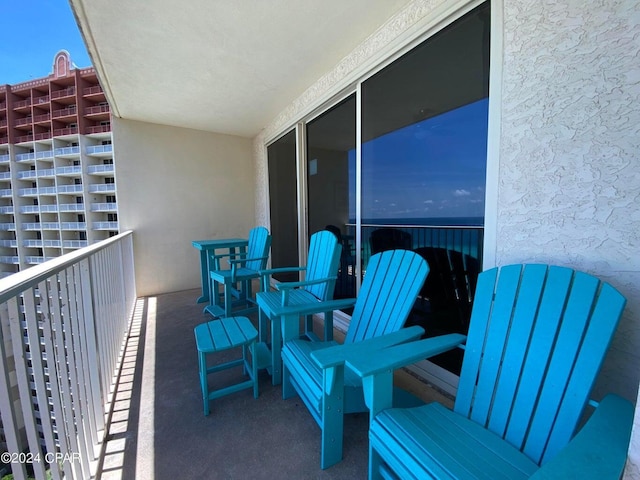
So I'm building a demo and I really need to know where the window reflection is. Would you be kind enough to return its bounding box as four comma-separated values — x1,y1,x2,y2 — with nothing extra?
359,2,490,374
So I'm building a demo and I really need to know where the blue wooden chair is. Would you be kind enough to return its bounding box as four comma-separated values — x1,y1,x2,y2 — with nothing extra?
255,230,344,385
205,226,271,318
348,264,633,480
282,249,432,469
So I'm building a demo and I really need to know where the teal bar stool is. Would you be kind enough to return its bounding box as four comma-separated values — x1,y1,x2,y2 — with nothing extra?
194,316,259,416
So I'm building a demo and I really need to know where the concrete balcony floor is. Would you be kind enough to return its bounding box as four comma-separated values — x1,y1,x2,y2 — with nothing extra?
101,288,452,480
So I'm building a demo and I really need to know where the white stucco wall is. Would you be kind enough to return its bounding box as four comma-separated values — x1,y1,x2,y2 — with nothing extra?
253,0,640,473
113,118,255,296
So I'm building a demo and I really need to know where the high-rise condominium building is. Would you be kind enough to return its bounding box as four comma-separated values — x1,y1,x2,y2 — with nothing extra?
0,51,118,278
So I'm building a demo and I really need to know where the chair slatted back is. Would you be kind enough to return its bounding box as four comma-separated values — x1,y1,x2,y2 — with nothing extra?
345,250,429,345
303,231,342,301
454,264,626,465
245,226,272,271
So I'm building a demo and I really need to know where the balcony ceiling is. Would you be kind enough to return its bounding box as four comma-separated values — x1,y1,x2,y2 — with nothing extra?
70,0,411,138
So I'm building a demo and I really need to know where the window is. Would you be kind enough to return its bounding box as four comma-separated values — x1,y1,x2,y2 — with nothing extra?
267,129,298,282
359,2,490,374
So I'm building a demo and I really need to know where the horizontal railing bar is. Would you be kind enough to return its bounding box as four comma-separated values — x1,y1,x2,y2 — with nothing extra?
0,231,132,304
346,222,484,230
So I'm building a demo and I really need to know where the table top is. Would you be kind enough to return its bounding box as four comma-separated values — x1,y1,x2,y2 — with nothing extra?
192,238,247,250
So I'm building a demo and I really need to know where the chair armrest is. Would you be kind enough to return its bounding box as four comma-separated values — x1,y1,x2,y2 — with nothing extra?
276,276,337,306
258,266,306,290
273,297,357,317
530,394,633,480
258,266,306,276
346,332,464,418
312,326,427,370
228,255,269,265
347,333,466,378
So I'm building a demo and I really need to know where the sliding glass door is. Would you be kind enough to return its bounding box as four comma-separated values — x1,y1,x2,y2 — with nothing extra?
360,2,490,373
267,129,298,282
266,1,490,377
306,95,356,299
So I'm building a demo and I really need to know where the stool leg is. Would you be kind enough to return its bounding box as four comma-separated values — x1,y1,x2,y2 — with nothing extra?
251,341,258,399
199,350,210,416
242,343,248,376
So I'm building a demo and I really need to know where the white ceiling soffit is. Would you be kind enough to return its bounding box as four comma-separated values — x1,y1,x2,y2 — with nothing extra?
71,0,411,138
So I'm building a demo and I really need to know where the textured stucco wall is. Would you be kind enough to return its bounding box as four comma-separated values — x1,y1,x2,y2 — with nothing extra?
496,1,640,475
253,0,640,472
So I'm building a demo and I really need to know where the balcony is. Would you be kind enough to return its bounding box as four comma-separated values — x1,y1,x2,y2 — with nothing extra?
92,221,118,230
86,125,111,134
87,164,115,175
54,146,80,157
86,144,113,156
90,202,117,212
51,86,76,99
89,184,116,194
15,152,36,162
0,233,380,479
0,154,9,163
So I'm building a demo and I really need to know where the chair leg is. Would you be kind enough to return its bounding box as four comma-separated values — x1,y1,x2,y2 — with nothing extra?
282,362,296,399
223,281,232,317
271,317,282,385
369,444,384,480
251,341,258,399
258,308,268,343
320,365,345,469
198,350,210,416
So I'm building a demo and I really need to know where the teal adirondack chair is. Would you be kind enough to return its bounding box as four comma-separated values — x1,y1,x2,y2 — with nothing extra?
349,264,633,480
206,226,271,318
255,230,344,385
282,249,431,469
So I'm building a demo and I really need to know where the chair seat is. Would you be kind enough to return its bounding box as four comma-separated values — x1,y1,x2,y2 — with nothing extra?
256,288,321,316
210,267,260,284
370,402,539,480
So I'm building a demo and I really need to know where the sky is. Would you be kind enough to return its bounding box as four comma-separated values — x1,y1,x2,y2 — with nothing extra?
0,0,91,86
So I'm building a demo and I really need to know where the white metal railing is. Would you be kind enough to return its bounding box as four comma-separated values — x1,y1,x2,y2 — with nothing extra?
0,231,136,480
87,164,114,175
88,184,116,193
86,145,112,155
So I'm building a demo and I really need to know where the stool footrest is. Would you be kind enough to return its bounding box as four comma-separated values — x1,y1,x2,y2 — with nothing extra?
208,379,256,400
206,358,246,375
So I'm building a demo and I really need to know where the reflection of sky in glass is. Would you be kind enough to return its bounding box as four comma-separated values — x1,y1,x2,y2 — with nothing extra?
351,98,488,224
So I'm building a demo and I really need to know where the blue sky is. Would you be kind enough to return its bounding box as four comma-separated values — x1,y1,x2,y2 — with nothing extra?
0,0,91,85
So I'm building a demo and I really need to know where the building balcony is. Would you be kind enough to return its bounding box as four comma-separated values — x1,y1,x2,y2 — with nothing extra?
33,113,51,123
90,202,117,212
87,164,115,175
52,106,77,119
0,223,16,231
15,152,36,162
89,184,116,194
85,105,110,115
83,85,104,96
0,239,17,248
59,203,85,212
0,154,9,163
86,124,111,134
0,172,11,180
0,188,12,198
56,165,82,176
92,221,119,230
54,146,80,157
51,86,76,99
61,222,87,230
0,255,19,264
15,134,34,143
52,127,79,137
57,184,83,194
0,205,13,214
86,144,113,156
36,150,54,159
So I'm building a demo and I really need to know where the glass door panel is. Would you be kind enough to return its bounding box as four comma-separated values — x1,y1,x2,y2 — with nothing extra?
360,2,490,374
267,129,299,282
306,95,356,299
